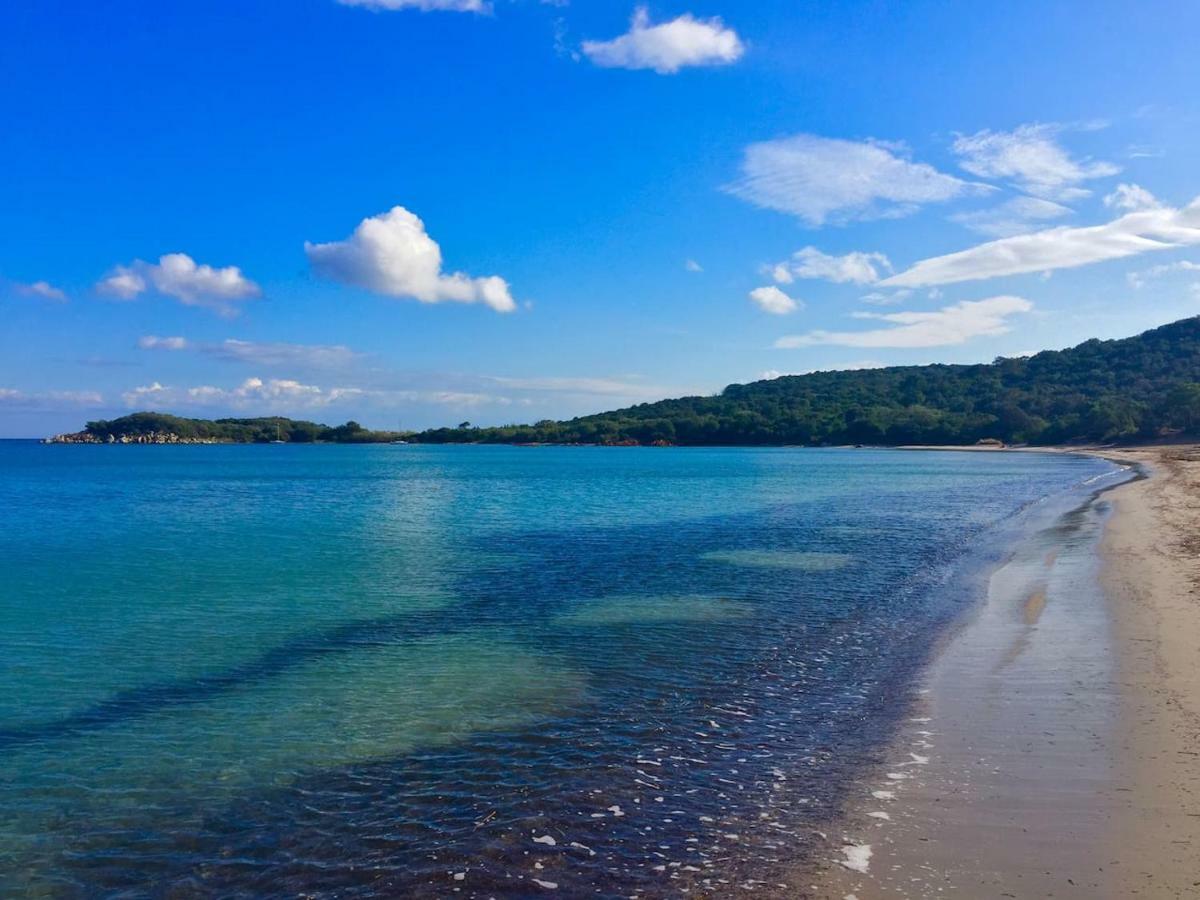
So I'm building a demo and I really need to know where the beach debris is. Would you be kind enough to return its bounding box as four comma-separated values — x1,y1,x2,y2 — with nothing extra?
840,843,873,873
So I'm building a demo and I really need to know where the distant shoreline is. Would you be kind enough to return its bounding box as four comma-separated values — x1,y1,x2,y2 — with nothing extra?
811,445,1200,897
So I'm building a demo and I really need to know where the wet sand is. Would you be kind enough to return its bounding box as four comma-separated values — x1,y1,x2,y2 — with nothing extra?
810,445,1200,899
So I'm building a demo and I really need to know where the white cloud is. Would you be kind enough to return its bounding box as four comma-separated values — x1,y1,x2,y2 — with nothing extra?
487,375,677,400
335,0,488,12
726,135,982,226
1126,259,1200,289
775,296,1032,349
759,361,885,380
137,335,189,351
860,289,912,306
14,280,68,302
952,123,1119,200
136,335,360,368
207,339,361,369
581,8,743,74
770,246,891,285
97,253,261,315
305,206,516,313
1104,182,1162,212
951,196,1072,237
749,285,801,315
122,377,506,411
0,388,104,407
884,194,1200,288
684,258,703,272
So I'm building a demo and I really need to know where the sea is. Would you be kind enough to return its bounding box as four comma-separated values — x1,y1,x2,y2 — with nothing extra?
0,442,1124,897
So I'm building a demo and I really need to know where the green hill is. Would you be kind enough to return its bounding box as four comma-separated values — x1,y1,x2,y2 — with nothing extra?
53,413,408,444
416,316,1200,446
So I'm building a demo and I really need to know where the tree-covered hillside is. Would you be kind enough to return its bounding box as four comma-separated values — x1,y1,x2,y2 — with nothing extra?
416,316,1200,446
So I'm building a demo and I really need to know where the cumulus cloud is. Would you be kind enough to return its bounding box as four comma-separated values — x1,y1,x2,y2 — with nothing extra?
951,196,1072,237
581,8,743,74
727,135,983,226
775,296,1032,349
305,206,516,313
335,0,488,11
13,280,68,302
97,253,261,315
952,123,1119,201
137,335,189,351
883,193,1200,288
749,285,801,315
770,247,891,285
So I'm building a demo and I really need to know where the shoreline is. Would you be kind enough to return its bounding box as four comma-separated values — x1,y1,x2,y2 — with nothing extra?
808,445,1200,898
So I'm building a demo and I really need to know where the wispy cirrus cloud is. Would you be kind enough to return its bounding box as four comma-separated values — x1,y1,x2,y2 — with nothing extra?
0,387,104,408
1126,259,1200,289
775,296,1033,349
121,377,505,412
138,336,361,369
305,206,516,313
12,280,68,302
952,122,1119,201
487,374,686,401
581,8,743,74
770,247,891,285
335,0,488,12
883,190,1200,288
951,196,1072,238
97,253,261,316
137,335,189,351
727,135,985,226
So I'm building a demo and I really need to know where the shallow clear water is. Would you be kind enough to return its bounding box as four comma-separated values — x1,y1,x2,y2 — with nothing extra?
0,443,1118,896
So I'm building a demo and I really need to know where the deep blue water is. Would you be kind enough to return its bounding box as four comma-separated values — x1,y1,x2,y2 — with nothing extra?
0,443,1118,896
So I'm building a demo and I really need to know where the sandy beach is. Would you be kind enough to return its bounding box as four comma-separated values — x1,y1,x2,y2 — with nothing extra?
811,445,1200,899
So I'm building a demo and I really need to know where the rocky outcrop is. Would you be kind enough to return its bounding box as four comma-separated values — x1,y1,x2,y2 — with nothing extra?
44,431,223,445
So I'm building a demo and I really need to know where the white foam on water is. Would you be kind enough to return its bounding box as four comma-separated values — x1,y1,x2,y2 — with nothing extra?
840,843,873,873
532,879,558,889
867,811,890,820
871,790,895,800
533,834,557,846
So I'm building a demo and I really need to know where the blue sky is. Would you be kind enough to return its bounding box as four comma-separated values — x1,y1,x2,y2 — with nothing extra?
3,0,1199,436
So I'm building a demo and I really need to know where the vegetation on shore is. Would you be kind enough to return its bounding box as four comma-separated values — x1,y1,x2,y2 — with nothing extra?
419,316,1200,446
51,413,409,444
50,316,1200,447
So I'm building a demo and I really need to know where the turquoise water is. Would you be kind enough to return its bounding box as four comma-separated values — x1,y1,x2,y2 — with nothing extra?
0,443,1119,896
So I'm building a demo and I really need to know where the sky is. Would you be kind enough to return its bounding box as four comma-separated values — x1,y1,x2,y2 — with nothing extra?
2,0,1200,437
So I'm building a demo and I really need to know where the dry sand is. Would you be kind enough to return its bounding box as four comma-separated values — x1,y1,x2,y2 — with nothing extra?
808,445,1200,899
